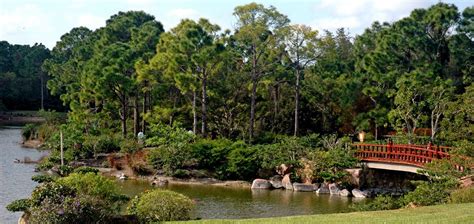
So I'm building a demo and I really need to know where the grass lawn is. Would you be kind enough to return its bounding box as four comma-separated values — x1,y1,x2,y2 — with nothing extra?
171,202,474,224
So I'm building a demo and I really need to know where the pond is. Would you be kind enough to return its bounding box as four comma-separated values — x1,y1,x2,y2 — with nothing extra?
116,179,358,219
0,126,360,222
0,127,49,223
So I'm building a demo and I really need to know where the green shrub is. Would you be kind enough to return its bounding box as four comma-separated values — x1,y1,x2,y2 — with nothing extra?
352,195,402,211
6,199,31,212
83,134,121,155
190,138,232,170
58,165,74,176
28,194,112,224
31,174,55,183
403,179,457,206
120,138,141,153
147,145,194,175
450,187,474,204
74,166,99,174
58,173,127,205
127,189,194,223
22,123,38,140
226,142,260,180
145,123,195,147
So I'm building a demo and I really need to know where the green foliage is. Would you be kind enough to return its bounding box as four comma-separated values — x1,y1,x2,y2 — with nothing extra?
58,173,127,204
145,123,195,147
127,189,194,223
403,179,457,206
308,138,358,182
190,138,232,171
73,166,99,174
352,195,402,211
58,165,74,176
22,123,38,140
226,142,260,180
83,133,121,154
450,187,474,204
120,138,141,153
31,174,55,183
6,199,31,212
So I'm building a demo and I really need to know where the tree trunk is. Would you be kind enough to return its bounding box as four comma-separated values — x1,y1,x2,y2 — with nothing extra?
249,50,257,142
121,98,127,138
201,73,207,137
40,74,44,110
249,76,257,142
142,89,147,133
294,69,300,136
193,90,197,134
133,94,139,136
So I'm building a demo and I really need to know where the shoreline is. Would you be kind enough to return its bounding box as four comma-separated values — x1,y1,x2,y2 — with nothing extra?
97,167,252,188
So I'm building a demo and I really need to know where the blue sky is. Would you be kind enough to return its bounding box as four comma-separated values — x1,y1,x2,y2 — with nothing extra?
0,0,472,49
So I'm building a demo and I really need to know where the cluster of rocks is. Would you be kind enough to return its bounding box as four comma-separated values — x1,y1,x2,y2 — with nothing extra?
251,177,371,198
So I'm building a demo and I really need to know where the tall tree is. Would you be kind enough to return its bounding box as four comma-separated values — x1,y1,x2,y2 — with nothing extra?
283,24,319,136
233,3,290,141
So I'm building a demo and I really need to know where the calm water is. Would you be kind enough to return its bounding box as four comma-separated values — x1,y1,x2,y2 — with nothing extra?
0,127,49,223
117,179,357,219
0,127,357,222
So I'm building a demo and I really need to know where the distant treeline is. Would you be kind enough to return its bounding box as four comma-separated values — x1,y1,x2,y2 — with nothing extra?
0,41,63,111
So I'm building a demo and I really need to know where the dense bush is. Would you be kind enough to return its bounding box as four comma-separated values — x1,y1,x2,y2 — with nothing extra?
83,134,121,155
309,143,358,183
352,195,402,211
6,199,31,212
22,123,38,140
58,173,127,205
226,142,261,180
73,166,99,174
31,174,55,183
402,179,457,206
9,173,128,224
450,187,474,204
145,123,195,147
190,138,232,171
127,189,194,223
120,138,141,153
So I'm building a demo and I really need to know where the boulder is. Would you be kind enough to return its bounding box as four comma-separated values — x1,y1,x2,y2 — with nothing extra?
339,189,351,197
270,180,283,189
316,182,330,194
151,178,169,187
269,175,284,189
282,174,293,190
293,183,317,192
352,189,368,198
251,179,272,189
328,183,340,195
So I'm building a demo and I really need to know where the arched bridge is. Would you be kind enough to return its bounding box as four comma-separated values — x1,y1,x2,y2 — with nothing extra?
353,143,461,174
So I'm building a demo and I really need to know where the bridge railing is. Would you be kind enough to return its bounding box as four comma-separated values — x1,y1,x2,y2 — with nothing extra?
353,143,454,168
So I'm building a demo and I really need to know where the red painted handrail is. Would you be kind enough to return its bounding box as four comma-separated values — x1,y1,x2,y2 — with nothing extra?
352,143,463,171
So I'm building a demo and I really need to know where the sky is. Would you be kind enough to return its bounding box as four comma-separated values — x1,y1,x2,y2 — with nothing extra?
0,0,472,49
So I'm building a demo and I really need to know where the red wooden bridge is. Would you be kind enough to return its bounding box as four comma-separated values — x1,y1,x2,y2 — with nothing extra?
353,142,463,173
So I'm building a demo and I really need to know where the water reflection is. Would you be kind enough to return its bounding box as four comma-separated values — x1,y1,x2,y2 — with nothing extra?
117,179,358,219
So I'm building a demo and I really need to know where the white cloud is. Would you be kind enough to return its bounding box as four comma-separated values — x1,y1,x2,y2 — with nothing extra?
167,8,199,19
0,4,45,37
0,3,55,47
76,14,105,30
312,0,433,34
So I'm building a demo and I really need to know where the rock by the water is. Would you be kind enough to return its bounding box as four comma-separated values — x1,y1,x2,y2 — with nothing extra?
270,180,283,189
328,183,340,195
352,189,368,198
269,175,284,189
316,182,330,194
251,179,272,189
282,174,293,190
152,178,169,187
339,189,351,197
293,183,317,192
